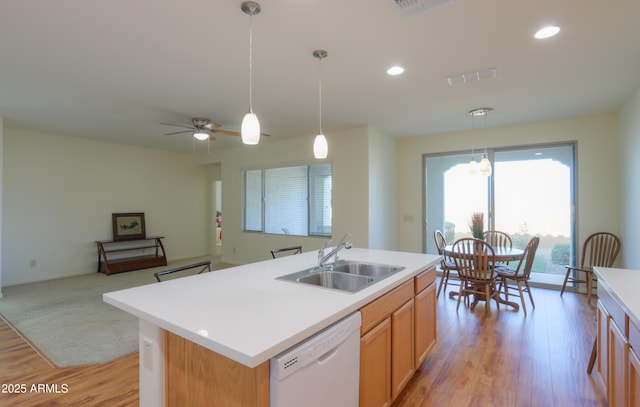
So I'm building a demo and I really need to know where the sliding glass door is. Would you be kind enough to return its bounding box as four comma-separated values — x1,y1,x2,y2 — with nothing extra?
425,143,575,280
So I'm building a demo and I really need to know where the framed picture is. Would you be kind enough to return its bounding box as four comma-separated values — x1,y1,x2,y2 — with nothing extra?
112,212,146,241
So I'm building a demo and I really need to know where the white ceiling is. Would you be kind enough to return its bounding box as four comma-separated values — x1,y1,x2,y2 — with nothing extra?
1,0,639,153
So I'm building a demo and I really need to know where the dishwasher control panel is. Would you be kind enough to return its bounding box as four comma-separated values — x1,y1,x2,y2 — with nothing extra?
270,312,362,381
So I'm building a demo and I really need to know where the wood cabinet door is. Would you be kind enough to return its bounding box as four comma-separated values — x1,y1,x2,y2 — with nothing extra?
629,349,640,407
391,299,415,400
360,317,392,407
414,283,436,368
597,300,610,395
608,318,629,407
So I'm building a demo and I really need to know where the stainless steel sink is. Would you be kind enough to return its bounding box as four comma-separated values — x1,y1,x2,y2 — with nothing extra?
276,261,405,293
331,260,405,278
297,270,374,292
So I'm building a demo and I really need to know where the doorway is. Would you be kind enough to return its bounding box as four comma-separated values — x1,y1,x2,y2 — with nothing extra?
424,143,576,285
211,163,222,258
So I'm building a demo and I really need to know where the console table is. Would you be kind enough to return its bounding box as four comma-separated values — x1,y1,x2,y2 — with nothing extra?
96,236,167,275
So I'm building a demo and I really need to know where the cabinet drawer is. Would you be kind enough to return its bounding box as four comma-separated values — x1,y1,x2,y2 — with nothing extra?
630,319,640,353
360,280,413,335
414,266,436,294
599,287,627,336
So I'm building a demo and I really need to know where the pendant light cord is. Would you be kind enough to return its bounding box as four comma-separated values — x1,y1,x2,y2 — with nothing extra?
318,57,323,134
248,13,254,113
470,114,475,156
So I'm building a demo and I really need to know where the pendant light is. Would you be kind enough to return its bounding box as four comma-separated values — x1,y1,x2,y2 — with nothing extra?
468,111,478,174
479,149,492,176
313,49,328,159
241,1,261,145
469,107,493,177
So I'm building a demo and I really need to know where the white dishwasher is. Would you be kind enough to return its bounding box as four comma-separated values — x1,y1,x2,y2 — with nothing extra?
270,311,362,407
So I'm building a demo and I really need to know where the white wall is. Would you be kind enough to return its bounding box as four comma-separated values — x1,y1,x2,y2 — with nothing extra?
368,126,397,250
2,109,628,285
2,129,211,286
197,127,373,264
396,113,620,255
618,87,640,268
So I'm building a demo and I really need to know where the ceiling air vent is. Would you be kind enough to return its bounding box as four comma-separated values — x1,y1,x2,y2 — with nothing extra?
392,0,454,17
446,68,497,85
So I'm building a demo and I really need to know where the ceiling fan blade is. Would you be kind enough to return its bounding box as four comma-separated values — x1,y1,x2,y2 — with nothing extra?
161,123,196,130
211,129,241,137
165,130,192,135
204,121,221,130
261,133,272,137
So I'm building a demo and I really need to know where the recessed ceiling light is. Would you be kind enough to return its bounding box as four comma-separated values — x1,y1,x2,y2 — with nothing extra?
387,66,405,76
534,25,560,39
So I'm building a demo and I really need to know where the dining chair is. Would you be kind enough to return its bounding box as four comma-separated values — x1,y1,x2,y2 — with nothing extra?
496,236,540,315
483,230,513,266
433,230,460,298
483,230,513,249
451,238,499,314
270,246,303,259
560,232,621,305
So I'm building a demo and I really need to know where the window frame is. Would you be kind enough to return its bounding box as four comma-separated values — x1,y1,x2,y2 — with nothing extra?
243,163,332,237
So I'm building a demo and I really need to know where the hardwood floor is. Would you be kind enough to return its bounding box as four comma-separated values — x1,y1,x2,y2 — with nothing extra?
393,282,608,407
0,315,138,407
0,280,607,407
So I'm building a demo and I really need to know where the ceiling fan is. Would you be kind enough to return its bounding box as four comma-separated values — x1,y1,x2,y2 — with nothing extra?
162,118,242,141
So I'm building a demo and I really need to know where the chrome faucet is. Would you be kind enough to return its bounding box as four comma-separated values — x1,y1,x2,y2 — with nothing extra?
318,233,353,268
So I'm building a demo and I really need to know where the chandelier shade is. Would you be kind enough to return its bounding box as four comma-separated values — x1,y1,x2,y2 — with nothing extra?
313,134,328,159
241,111,260,145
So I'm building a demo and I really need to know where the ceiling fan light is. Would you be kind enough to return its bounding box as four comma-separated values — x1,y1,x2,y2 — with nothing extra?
313,134,328,159
193,131,209,141
241,112,260,145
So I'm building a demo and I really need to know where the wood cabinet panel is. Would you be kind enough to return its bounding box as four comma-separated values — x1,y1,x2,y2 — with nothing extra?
599,287,627,332
360,318,392,407
597,299,610,394
630,349,640,407
360,280,413,335
630,319,640,353
391,299,415,400
414,267,436,294
415,282,436,368
165,331,269,407
608,319,629,407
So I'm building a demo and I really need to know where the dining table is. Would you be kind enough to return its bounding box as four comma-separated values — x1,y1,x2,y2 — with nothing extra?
443,243,525,310
443,244,524,263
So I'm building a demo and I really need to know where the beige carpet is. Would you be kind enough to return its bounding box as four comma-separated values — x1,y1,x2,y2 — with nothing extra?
0,257,233,367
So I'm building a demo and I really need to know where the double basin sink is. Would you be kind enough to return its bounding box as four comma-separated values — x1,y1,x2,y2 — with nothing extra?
277,260,405,293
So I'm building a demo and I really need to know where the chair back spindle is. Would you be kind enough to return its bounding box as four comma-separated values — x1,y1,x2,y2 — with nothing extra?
483,230,512,249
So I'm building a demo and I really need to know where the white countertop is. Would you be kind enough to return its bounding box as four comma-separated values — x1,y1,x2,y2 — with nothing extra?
594,267,640,328
103,248,440,368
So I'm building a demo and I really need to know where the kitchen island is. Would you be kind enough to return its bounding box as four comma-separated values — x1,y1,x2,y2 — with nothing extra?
593,267,640,406
104,248,440,407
